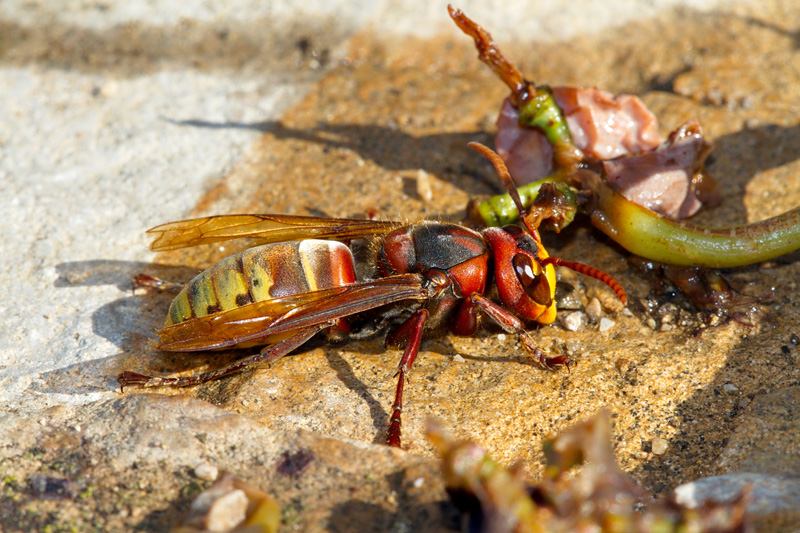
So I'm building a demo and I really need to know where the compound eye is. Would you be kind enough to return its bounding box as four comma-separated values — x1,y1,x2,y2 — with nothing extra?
512,254,552,306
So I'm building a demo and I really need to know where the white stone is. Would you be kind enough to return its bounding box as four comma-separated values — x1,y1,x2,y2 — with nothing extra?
194,463,220,481
598,317,615,332
560,311,584,332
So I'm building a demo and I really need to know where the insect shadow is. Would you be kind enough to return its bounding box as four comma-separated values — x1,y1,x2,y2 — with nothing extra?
48,260,285,396
713,123,800,173
52,260,536,443
164,118,800,232
32,260,199,397
55,259,198,348
709,122,800,215
164,117,500,197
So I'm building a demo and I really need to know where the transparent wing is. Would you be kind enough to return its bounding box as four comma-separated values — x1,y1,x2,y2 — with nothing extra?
157,274,427,351
148,214,403,251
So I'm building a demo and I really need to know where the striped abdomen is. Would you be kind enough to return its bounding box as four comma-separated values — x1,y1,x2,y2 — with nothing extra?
165,240,357,326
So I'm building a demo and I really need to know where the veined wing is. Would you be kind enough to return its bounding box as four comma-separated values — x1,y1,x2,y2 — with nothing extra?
157,274,427,351
148,214,403,251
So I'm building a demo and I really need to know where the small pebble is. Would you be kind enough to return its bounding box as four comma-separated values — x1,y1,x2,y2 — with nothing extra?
416,169,434,202
452,354,465,363
660,323,673,332
598,317,615,332
722,383,739,393
651,437,668,455
412,477,425,488
560,311,584,332
205,490,248,532
646,318,657,329
585,297,603,321
195,463,219,481
737,398,750,410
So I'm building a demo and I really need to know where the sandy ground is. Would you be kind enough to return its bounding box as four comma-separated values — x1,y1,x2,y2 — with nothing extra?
3,0,800,530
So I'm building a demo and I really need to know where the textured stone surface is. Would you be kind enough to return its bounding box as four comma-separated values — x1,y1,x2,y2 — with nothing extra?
673,386,800,530
676,474,800,531
715,386,800,476
0,394,448,531
4,0,800,530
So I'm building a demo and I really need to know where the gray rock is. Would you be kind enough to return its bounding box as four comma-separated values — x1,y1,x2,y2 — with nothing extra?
715,386,800,476
673,386,800,531
675,473,800,532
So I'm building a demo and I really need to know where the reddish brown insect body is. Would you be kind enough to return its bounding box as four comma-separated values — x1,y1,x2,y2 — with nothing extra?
119,144,627,448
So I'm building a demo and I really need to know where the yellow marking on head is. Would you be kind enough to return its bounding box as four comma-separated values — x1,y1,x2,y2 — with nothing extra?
537,302,558,325
537,262,558,324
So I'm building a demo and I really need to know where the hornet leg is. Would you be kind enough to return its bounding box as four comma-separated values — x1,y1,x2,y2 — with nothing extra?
467,293,572,368
118,322,331,389
386,309,429,447
132,273,184,293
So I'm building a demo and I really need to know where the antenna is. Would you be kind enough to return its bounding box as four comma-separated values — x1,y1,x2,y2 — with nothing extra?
468,142,627,304
468,142,540,239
